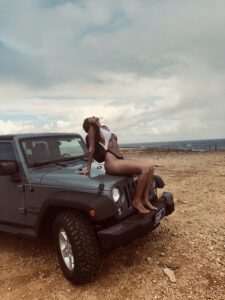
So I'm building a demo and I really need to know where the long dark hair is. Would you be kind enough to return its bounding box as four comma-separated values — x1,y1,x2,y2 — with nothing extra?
82,118,100,140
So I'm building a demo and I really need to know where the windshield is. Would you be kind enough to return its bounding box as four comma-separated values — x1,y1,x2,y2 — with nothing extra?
20,135,87,167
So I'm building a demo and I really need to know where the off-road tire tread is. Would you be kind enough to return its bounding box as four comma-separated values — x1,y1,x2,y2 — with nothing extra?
53,210,100,284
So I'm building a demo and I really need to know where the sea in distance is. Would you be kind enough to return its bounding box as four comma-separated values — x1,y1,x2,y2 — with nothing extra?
120,138,225,152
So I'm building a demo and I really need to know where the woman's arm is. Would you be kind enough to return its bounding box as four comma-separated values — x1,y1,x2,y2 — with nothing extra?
84,126,95,175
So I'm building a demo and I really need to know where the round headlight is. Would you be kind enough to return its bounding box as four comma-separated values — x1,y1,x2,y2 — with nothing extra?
112,187,120,203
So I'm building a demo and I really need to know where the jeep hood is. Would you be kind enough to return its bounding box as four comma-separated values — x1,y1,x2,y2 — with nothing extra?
29,162,127,191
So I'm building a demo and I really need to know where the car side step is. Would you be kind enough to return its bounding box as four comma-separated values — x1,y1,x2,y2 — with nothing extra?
0,223,37,238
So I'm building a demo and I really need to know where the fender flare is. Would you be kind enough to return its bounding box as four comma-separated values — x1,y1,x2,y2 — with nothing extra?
34,190,117,235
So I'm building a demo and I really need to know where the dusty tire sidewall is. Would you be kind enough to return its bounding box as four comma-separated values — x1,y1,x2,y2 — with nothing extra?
53,210,99,283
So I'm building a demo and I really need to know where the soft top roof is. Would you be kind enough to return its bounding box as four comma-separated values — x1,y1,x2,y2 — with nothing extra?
0,134,15,140
0,133,81,140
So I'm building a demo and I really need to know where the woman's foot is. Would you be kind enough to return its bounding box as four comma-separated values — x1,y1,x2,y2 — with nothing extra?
133,200,150,213
143,200,158,210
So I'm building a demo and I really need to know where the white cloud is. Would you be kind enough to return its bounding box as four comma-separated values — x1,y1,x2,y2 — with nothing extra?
0,0,225,142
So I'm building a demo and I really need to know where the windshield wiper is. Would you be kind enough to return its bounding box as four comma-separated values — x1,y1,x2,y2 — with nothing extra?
31,160,56,167
31,158,70,167
61,154,88,162
31,154,88,168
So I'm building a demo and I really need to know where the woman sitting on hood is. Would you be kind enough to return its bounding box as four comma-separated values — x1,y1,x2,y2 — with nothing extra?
81,116,157,214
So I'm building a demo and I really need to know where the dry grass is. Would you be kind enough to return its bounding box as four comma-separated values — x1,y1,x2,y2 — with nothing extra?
0,150,224,299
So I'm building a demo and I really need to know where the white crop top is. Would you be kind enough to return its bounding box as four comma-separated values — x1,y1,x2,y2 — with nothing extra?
99,127,112,150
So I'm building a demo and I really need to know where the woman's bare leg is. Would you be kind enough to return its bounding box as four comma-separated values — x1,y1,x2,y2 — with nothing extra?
132,168,150,213
105,156,154,213
142,165,157,210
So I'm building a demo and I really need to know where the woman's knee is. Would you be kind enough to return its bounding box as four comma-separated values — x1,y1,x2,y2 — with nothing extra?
141,165,154,175
142,165,154,176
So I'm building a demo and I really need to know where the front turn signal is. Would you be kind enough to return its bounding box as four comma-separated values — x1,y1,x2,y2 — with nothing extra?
89,210,96,217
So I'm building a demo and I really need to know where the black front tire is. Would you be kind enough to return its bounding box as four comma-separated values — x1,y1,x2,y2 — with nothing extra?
53,210,100,284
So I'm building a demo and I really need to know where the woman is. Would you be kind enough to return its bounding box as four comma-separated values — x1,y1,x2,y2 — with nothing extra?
81,116,157,214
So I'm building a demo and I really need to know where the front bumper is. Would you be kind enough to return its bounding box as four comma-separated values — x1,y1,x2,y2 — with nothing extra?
97,192,174,249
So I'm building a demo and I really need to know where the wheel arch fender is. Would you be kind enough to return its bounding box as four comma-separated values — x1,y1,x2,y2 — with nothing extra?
35,190,117,236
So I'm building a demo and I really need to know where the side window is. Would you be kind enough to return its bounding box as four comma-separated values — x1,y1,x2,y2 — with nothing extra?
0,142,16,160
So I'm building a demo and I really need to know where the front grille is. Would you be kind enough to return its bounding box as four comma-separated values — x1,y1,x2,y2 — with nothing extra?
112,177,138,221
123,178,137,207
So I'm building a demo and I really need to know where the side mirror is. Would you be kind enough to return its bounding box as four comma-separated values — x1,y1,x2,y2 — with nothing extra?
0,161,18,176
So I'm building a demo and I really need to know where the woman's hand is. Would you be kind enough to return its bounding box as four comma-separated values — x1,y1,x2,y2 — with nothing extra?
78,168,90,175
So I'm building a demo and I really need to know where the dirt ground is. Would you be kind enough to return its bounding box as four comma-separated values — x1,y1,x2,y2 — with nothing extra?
0,150,224,300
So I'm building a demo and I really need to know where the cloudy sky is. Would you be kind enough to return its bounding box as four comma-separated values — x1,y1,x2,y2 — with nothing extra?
0,0,224,143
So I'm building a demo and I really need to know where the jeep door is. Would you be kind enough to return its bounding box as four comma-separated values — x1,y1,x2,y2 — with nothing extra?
0,141,27,225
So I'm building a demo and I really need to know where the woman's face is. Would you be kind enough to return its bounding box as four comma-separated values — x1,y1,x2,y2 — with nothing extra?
88,116,99,125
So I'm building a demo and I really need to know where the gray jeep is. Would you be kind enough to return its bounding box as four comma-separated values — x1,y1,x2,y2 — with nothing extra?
0,133,174,283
